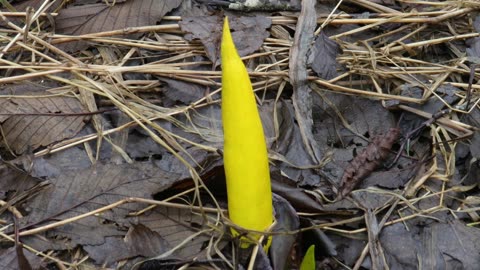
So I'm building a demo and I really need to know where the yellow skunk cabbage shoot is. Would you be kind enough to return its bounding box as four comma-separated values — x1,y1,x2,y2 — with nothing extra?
221,17,273,246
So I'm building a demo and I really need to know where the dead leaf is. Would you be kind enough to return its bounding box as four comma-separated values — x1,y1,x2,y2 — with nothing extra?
380,220,480,269
180,14,271,65
21,234,69,254
271,177,325,213
179,13,222,65
463,109,479,159
361,168,411,192
272,101,331,190
84,222,171,265
6,0,63,25
0,162,42,200
314,92,397,147
270,194,300,270
312,92,398,189
0,246,44,270
350,190,395,211
0,95,88,154
225,15,272,58
463,108,480,186
311,32,340,80
83,236,133,265
125,224,170,258
30,147,93,179
14,217,33,270
274,100,316,168
55,0,183,51
134,206,218,261
160,78,207,106
300,219,337,257
467,37,480,59
11,0,63,12
23,162,181,247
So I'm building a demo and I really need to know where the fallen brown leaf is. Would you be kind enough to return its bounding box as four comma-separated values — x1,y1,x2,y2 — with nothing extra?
55,0,182,51
0,95,88,154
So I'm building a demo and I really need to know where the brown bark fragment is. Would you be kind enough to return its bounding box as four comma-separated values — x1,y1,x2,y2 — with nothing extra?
338,128,400,199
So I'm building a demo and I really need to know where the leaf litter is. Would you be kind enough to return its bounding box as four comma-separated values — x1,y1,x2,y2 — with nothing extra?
0,94,88,154
0,0,479,269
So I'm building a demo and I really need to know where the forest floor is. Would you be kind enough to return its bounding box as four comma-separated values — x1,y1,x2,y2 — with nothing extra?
0,0,479,269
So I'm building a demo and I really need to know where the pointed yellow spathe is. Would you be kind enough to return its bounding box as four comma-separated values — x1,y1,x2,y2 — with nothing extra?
221,17,273,244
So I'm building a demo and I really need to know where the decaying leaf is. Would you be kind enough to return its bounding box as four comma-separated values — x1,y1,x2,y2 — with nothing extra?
311,32,340,80
125,224,170,258
0,246,44,270
160,78,207,106
379,220,480,269
55,0,182,51
7,0,63,25
301,219,337,257
272,178,325,213
0,162,43,200
360,166,415,190
24,162,181,248
312,92,399,192
313,92,397,147
135,206,218,261
83,236,134,265
463,108,480,186
0,95,87,154
83,220,175,264
467,37,480,59
270,194,300,270
274,100,315,167
180,14,271,65
15,238,32,270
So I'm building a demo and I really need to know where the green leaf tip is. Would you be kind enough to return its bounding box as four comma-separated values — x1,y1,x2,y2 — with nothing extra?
300,245,316,270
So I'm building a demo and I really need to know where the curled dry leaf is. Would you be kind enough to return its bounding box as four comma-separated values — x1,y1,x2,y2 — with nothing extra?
338,128,400,199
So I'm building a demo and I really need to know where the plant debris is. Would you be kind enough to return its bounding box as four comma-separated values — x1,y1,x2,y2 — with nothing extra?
0,95,88,154
337,128,401,199
55,0,183,51
180,13,271,65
